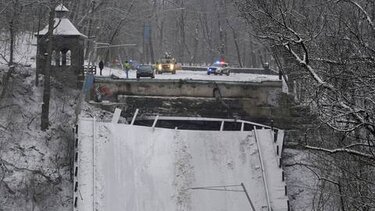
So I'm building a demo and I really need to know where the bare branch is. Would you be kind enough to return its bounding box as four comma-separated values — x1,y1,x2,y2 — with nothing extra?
284,44,330,87
0,157,58,184
305,145,375,160
345,0,375,31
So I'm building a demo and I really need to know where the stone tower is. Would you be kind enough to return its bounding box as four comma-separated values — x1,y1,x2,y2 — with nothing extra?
35,4,87,87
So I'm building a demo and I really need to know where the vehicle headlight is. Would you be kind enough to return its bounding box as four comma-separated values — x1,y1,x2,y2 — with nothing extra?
170,64,174,70
158,64,162,70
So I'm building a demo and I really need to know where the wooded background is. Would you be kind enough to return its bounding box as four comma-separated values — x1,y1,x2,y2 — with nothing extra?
234,0,375,210
0,0,272,67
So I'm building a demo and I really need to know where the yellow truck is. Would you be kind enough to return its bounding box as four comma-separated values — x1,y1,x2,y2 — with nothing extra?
156,54,181,74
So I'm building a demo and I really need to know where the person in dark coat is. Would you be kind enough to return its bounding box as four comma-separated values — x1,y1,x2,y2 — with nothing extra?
99,60,104,76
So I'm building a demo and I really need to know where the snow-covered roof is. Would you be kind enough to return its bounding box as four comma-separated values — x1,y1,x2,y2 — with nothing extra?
55,4,69,12
37,18,87,38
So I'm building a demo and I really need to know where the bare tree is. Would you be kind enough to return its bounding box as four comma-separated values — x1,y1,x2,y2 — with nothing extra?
234,0,375,209
41,0,59,131
65,0,266,67
0,0,21,102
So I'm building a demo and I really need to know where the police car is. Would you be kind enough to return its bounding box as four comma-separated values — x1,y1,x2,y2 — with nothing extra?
207,61,230,76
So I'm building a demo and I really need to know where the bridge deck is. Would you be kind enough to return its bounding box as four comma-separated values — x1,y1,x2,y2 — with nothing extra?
74,117,288,211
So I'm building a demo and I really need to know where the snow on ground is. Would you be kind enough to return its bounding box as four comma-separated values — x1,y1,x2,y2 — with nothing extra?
77,119,288,211
97,66,281,83
0,66,77,210
0,33,36,67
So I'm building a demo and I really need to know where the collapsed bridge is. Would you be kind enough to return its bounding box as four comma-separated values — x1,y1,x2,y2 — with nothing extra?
73,70,292,210
88,73,288,126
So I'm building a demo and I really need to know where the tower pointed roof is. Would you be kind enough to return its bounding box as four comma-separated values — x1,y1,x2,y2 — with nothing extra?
55,4,69,12
36,5,87,38
37,19,87,38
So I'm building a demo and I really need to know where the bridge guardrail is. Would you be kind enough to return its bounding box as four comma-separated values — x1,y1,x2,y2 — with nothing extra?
181,66,279,75
84,65,97,75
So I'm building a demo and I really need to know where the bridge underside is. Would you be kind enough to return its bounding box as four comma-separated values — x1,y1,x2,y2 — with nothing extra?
90,78,290,127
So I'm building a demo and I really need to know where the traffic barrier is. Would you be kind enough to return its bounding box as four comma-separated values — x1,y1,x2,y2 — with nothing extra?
274,130,278,142
181,66,278,75
276,145,280,156
74,197,78,208
73,125,79,210
285,185,288,196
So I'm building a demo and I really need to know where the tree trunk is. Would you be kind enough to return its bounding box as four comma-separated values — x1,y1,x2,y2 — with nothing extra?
190,24,199,65
158,0,165,57
226,19,242,67
9,20,14,67
178,0,185,63
41,6,55,131
0,0,18,102
35,6,43,87
149,26,155,64
217,0,225,60
338,181,346,211
104,0,135,64
200,14,213,61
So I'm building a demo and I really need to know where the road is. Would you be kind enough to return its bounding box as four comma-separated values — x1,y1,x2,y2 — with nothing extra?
97,67,280,83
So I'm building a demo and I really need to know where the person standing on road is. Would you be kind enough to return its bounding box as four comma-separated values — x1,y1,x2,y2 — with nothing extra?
124,60,131,79
99,60,104,76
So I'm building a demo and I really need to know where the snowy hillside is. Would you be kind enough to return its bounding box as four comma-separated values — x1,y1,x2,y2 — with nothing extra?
0,55,112,210
0,66,75,210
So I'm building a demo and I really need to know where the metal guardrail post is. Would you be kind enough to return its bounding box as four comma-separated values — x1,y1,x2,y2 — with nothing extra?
253,127,272,211
220,121,224,131
93,117,96,210
152,115,159,129
73,125,79,210
130,109,139,125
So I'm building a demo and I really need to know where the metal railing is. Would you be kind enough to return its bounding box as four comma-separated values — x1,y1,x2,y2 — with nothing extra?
84,65,97,75
253,126,272,211
141,116,279,131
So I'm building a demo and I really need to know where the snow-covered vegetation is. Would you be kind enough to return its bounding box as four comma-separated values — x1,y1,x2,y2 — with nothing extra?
0,65,75,210
235,0,375,209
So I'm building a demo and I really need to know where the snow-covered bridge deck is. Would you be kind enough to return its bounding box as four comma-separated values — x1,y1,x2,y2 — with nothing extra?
73,117,288,211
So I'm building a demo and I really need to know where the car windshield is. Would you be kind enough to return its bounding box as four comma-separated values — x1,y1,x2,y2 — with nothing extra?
160,59,171,63
138,65,153,71
211,63,228,67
